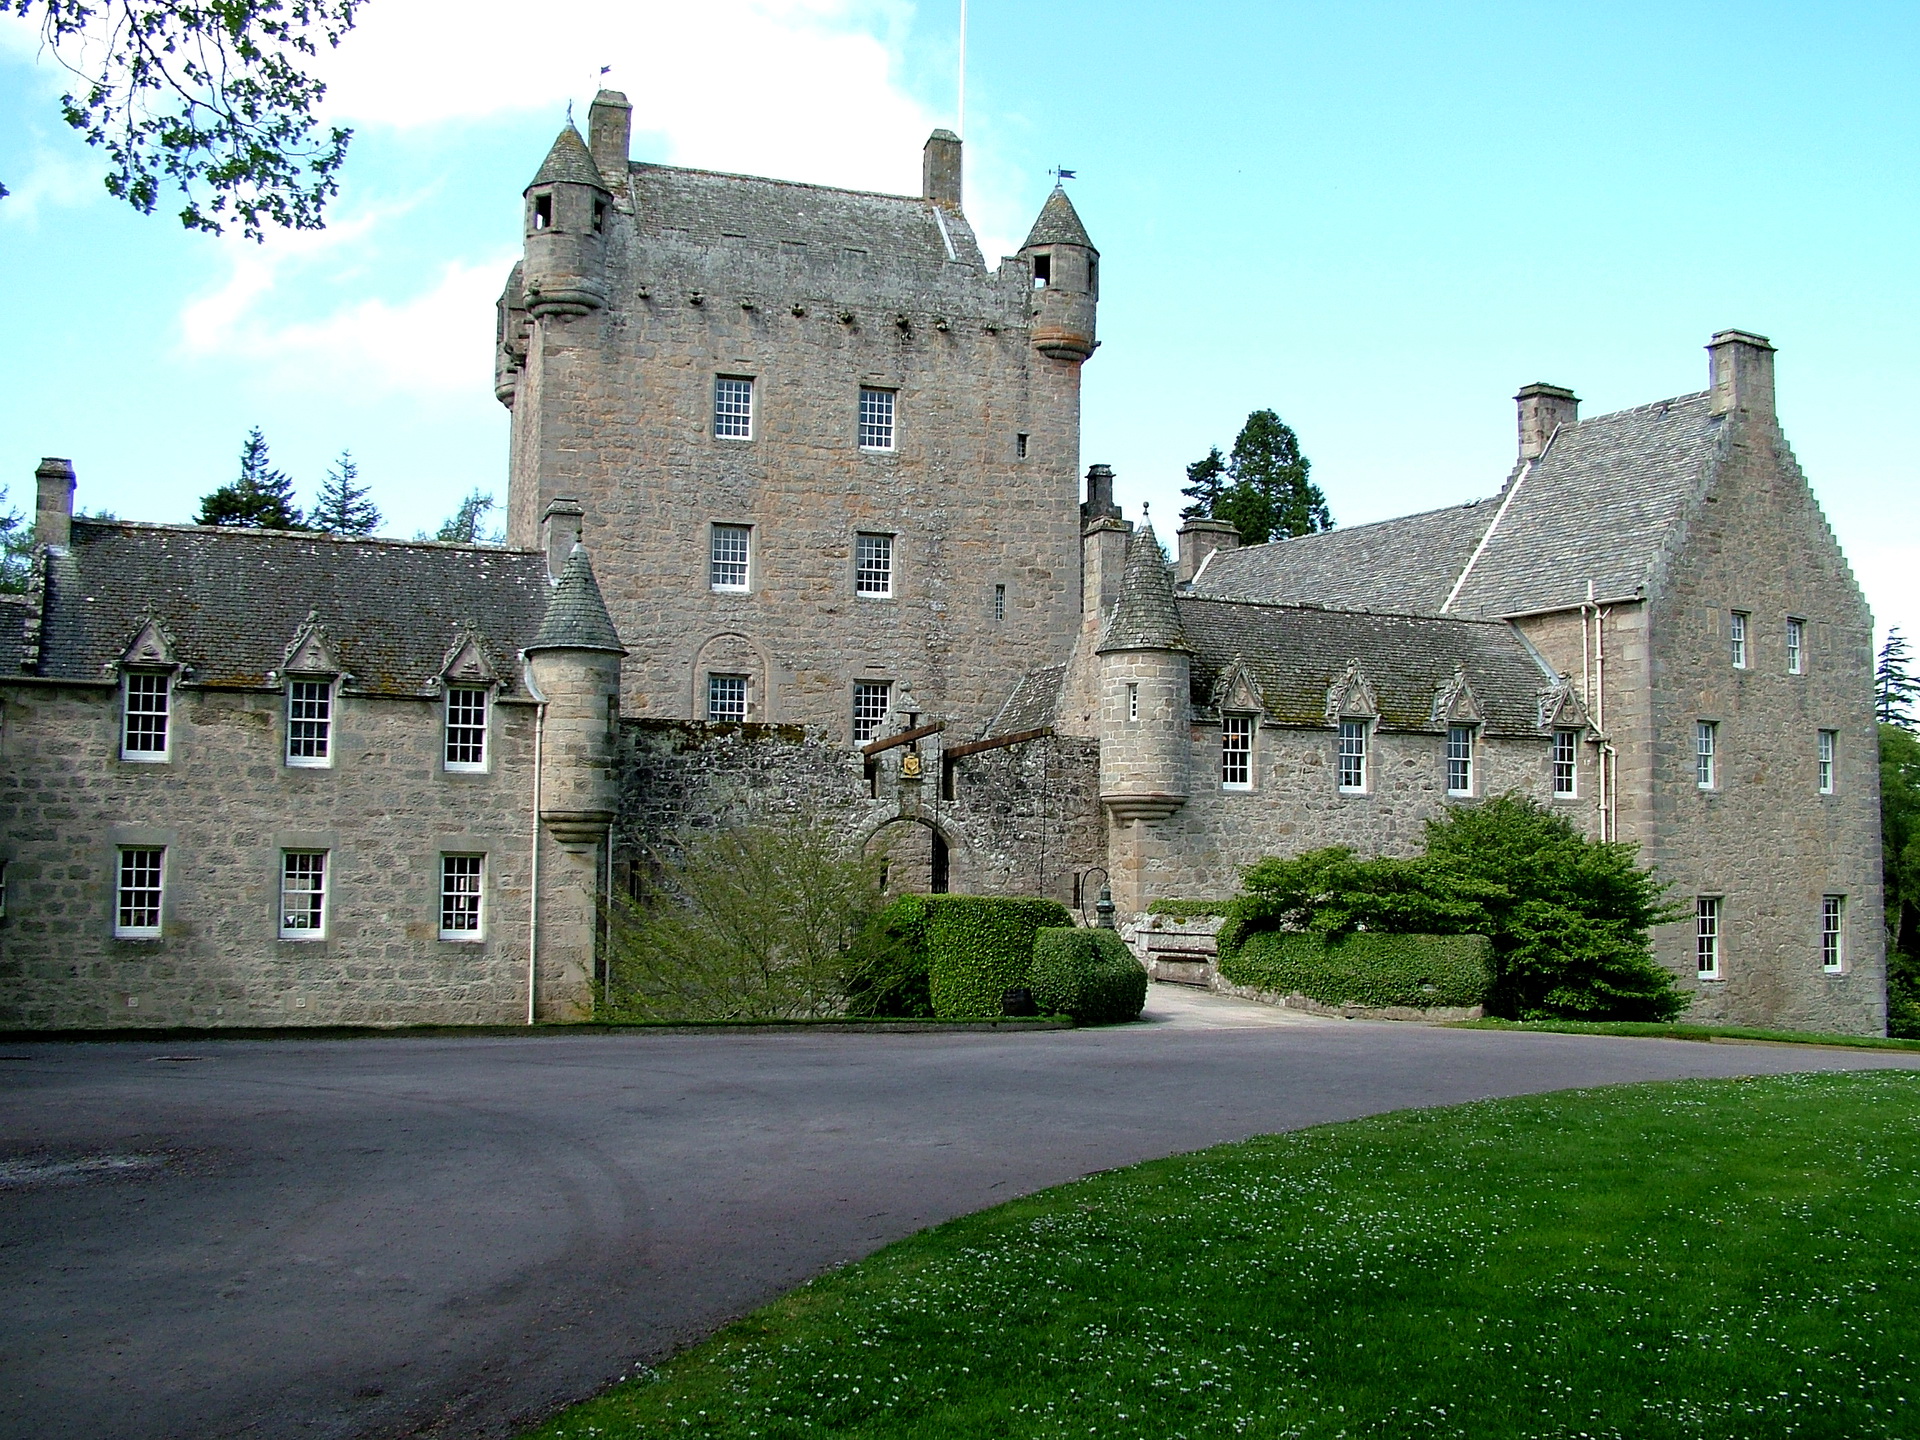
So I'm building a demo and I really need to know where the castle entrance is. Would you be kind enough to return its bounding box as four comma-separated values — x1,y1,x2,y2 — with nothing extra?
866,818,951,895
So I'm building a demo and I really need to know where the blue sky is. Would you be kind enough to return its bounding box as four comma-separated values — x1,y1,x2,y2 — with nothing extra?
3,1,1916,637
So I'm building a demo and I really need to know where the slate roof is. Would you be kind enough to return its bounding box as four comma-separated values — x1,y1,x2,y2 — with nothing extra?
1022,185,1096,252
1178,597,1559,736
1193,499,1497,614
1193,392,1726,620
625,162,988,269
985,663,1066,737
0,595,28,674
27,521,555,695
526,546,626,654
1098,526,1189,652
530,125,607,190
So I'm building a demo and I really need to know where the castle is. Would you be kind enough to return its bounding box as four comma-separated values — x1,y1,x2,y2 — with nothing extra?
0,95,1885,1034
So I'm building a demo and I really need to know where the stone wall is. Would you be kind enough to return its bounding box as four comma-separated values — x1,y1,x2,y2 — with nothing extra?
0,681,537,1028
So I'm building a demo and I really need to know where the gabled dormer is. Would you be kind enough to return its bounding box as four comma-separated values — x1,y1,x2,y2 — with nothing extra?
1430,664,1483,730
113,617,183,764
1324,658,1379,725
1209,656,1264,719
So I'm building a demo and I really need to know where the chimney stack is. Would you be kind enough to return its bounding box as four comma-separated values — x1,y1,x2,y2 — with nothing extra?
922,129,962,209
587,89,632,188
541,495,585,582
1176,518,1240,585
1515,383,1579,461
1707,329,1775,419
1081,463,1121,525
35,457,75,550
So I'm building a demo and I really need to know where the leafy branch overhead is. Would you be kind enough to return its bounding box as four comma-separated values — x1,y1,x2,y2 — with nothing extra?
6,0,361,239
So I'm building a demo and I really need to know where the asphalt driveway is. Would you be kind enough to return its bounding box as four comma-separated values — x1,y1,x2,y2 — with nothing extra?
4,986,1917,1440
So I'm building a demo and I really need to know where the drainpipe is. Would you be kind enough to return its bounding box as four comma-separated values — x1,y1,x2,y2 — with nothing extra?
522,657,548,1027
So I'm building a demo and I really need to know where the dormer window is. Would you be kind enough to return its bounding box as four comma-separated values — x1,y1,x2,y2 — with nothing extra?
1031,253,1051,288
121,671,173,762
287,680,334,767
532,193,553,230
1221,715,1254,790
445,685,490,771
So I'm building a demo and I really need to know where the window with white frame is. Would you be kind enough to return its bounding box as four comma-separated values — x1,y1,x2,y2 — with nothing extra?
714,376,753,440
439,854,484,940
1338,719,1369,793
116,847,164,937
1821,895,1845,972
1696,721,1717,790
1787,617,1805,675
854,533,893,597
1221,714,1253,789
1696,896,1721,979
286,680,334,766
279,851,328,939
445,686,488,770
707,673,748,723
858,387,896,450
710,524,751,592
1818,729,1836,794
852,681,892,744
1446,725,1475,796
1127,683,1139,722
1552,729,1578,797
121,671,172,761
1730,611,1749,669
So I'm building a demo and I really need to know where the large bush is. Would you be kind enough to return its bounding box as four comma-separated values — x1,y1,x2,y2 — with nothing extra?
1221,931,1492,1010
1229,795,1687,1022
841,895,935,1019
923,896,1076,1018
1029,927,1148,1023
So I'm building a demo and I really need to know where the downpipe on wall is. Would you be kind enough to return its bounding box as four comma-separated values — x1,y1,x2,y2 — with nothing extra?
522,658,548,1027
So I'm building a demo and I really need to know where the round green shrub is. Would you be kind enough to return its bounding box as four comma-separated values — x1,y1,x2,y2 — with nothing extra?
1029,926,1149,1024
924,896,1077,1018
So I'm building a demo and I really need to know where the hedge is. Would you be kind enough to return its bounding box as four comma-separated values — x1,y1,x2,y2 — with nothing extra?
842,895,935,1018
1219,931,1492,1011
1029,927,1148,1024
923,896,1077,1018
1145,898,1234,919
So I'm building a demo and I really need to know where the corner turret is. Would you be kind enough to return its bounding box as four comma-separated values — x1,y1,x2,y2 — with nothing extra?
525,544,626,846
522,124,611,320
1096,524,1189,827
1019,185,1098,363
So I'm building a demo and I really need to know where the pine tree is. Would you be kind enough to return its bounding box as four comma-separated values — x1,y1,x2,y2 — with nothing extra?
197,427,305,529
1179,447,1228,520
0,487,31,594
1218,409,1331,545
1879,629,1918,729
309,451,381,536
423,489,503,546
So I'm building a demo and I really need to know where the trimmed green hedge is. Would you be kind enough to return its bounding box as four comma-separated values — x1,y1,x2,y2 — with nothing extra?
1220,931,1492,1010
842,896,935,1018
1145,899,1234,919
923,896,1076,1018
1029,927,1148,1024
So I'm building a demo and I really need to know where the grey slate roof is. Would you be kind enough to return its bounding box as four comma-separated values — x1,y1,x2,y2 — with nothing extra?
530,125,607,190
1022,185,1096,252
1193,391,1727,620
1178,597,1559,736
1193,499,1497,614
28,521,552,694
1098,526,1189,653
0,595,27,674
626,162,987,270
526,546,626,654
985,663,1065,737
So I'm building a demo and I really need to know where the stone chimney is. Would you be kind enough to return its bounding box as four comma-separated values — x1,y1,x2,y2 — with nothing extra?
922,129,962,209
1081,462,1121,525
1707,329,1775,419
587,89,632,188
1080,465,1130,626
1515,383,1579,461
541,495,585,582
1176,518,1240,585
35,457,75,550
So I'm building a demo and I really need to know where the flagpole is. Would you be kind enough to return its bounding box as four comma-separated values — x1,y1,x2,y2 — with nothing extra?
957,0,967,137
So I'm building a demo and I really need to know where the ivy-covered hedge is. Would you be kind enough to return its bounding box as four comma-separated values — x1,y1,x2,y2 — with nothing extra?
1029,927,1148,1024
1220,931,1492,1011
842,896,935,1019
922,896,1077,1018
1145,899,1234,919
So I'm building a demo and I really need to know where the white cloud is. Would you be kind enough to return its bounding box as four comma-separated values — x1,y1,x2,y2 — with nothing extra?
0,145,98,226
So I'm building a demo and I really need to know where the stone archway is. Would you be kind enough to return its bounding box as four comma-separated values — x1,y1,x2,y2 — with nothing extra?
865,817,952,895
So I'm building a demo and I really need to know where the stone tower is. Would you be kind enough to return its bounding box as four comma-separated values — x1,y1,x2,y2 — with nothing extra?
497,96,1101,739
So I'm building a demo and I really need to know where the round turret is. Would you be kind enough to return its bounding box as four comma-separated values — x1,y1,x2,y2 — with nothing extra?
1096,526,1190,820
522,125,612,320
1019,184,1099,363
525,545,627,844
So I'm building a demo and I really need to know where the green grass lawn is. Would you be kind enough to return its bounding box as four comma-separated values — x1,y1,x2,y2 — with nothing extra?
1448,1018,1920,1052
525,1071,1920,1439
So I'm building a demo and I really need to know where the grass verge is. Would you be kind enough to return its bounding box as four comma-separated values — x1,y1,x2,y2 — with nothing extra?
524,1071,1920,1439
1448,1017,1920,1051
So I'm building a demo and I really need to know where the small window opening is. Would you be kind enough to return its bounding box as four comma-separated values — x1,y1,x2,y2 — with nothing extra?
994,584,1006,622
592,199,607,233
1015,432,1029,459
942,758,957,801
1031,253,1051,288
532,193,552,230
1087,255,1099,296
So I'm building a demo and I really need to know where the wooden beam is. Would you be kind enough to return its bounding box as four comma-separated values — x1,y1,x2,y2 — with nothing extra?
860,721,946,757
942,726,1053,762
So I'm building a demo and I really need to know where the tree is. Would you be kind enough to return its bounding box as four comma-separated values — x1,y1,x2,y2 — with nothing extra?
1881,723,1920,1037
0,488,33,594
197,426,304,528
4,0,361,239
309,450,379,535
1878,629,1917,729
423,489,503,545
1179,410,1332,545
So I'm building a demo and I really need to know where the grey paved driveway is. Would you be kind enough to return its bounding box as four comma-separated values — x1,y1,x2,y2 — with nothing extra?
4,985,1917,1440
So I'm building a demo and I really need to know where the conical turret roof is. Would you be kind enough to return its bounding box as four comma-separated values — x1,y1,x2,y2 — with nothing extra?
1097,525,1188,653
528,124,607,192
1022,184,1096,252
527,546,627,654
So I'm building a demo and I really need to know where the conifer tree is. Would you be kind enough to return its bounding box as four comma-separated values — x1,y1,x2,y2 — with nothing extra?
1179,447,1228,520
197,428,305,529
309,451,381,536
422,489,503,546
1178,410,1332,545
1878,629,1918,729
0,488,31,594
